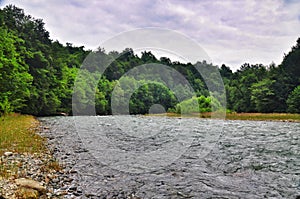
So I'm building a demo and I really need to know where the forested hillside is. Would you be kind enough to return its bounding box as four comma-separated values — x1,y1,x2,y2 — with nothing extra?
0,5,299,116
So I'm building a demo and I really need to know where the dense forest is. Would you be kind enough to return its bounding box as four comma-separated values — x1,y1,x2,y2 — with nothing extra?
0,5,299,116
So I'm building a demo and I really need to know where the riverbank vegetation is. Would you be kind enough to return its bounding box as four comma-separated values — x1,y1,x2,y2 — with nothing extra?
0,114,45,155
0,114,62,198
0,5,299,117
0,114,60,177
225,113,300,122
150,112,300,122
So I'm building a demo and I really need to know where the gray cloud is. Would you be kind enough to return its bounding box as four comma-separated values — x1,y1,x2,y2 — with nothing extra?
2,0,300,70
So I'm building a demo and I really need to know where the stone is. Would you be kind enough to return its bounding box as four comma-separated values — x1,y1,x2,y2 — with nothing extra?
63,177,73,182
73,191,82,196
68,169,77,173
51,178,59,183
68,185,77,191
55,190,68,196
3,152,13,157
60,186,68,190
15,178,46,193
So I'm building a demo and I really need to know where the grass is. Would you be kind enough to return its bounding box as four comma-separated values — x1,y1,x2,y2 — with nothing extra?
0,113,46,155
0,161,20,179
41,159,61,172
147,112,300,122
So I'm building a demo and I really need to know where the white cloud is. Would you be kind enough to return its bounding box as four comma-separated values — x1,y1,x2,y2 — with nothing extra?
2,0,300,70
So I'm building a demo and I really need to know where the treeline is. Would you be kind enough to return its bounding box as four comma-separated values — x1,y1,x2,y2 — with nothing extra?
0,5,299,116
0,5,89,116
224,41,300,113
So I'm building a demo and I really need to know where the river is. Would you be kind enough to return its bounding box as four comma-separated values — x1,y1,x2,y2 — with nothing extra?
39,116,300,198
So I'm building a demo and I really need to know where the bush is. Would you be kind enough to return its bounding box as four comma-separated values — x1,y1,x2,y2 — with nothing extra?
175,95,222,114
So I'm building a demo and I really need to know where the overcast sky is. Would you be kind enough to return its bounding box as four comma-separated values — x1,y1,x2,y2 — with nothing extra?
1,0,300,70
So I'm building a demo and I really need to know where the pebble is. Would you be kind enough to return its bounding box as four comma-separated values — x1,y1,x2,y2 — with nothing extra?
3,152,13,157
55,190,68,196
73,191,82,196
68,169,77,174
68,185,77,192
63,177,73,183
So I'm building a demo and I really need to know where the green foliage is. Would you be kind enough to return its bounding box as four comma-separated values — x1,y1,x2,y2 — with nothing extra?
227,64,268,112
95,77,112,114
280,38,300,86
287,86,300,113
175,96,221,114
250,79,277,113
0,27,32,115
130,82,177,114
0,6,87,115
0,96,12,115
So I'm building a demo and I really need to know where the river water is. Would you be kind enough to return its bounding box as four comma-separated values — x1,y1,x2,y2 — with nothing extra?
40,116,300,198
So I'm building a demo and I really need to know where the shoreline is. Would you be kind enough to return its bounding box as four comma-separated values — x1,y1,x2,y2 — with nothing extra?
0,114,79,198
145,112,300,123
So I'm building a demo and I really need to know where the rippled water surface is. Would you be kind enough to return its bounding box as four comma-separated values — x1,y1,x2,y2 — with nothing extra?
40,116,300,198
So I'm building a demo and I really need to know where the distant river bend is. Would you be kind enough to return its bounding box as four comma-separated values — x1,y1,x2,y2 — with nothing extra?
40,116,300,198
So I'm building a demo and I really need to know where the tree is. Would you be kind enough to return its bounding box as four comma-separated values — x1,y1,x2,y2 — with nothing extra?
160,57,171,65
251,79,277,113
280,37,300,86
227,64,267,112
220,64,232,79
130,82,177,114
286,85,300,113
141,51,157,63
0,27,32,115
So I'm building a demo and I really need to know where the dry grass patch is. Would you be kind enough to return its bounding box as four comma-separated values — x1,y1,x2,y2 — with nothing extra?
147,112,300,122
0,113,46,155
0,113,61,178
41,159,61,172
226,113,300,122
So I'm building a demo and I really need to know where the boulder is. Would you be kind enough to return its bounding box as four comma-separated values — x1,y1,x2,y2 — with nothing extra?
15,178,46,193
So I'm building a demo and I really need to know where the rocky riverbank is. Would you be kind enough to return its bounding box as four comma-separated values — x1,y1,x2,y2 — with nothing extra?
0,151,73,198
0,127,81,199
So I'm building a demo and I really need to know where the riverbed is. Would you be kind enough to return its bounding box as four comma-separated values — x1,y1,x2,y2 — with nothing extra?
39,116,300,198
